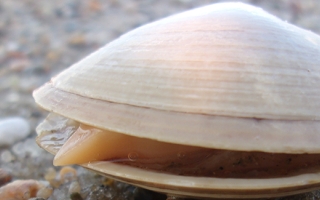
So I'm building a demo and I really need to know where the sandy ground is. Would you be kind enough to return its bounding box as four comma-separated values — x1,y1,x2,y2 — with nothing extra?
1,0,320,199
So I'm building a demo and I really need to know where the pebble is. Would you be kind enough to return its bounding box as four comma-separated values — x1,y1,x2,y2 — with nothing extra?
0,179,42,200
44,167,56,183
70,192,84,200
12,138,42,158
44,167,61,188
68,33,87,47
0,168,12,187
0,117,31,147
59,166,77,184
36,185,53,199
1,150,15,163
68,181,81,194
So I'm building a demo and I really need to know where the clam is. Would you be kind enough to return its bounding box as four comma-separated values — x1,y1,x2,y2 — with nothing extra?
33,2,320,199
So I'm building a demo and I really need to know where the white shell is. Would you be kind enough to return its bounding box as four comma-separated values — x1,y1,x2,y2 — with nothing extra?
34,2,320,154
34,2,320,198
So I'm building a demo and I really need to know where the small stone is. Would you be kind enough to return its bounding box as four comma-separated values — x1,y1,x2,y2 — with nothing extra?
68,181,81,194
0,179,41,200
68,33,87,47
12,138,42,158
59,166,77,184
70,192,83,200
5,92,20,103
0,117,31,147
85,184,116,200
9,57,30,72
47,178,61,189
36,185,53,199
44,167,61,188
45,50,60,62
1,150,15,163
0,168,12,187
5,42,20,52
48,185,69,199
44,167,56,182
88,0,102,12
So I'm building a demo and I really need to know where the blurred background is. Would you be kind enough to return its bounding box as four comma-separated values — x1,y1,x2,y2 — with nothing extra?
0,0,320,199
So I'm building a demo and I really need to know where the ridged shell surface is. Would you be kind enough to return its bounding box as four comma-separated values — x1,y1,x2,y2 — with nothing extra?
52,2,320,120
34,2,320,153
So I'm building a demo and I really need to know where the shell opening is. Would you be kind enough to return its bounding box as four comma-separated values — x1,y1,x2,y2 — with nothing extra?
37,113,320,179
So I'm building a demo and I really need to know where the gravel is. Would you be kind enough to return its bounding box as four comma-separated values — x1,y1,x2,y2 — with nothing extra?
0,0,320,200
0,117,30,147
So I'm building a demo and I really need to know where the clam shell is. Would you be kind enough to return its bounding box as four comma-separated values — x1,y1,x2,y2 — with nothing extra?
34,2,320,198
34,2,320,153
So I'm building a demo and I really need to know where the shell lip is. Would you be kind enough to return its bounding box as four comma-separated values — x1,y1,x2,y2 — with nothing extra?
34,83,320,154
82,161,320,198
